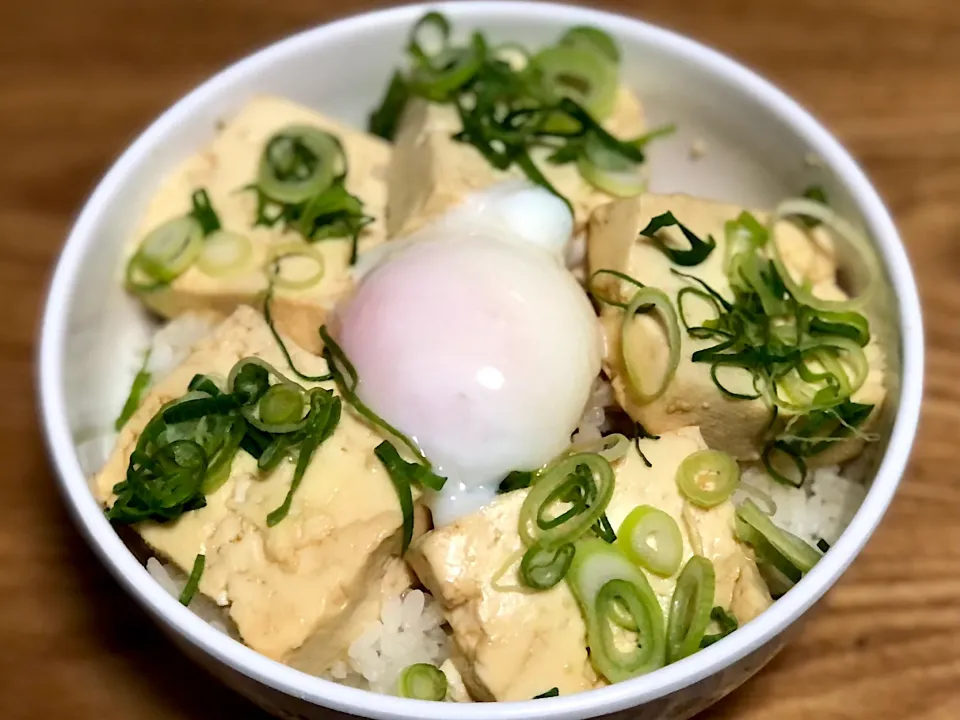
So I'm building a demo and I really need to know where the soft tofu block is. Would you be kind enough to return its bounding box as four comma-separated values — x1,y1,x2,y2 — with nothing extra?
587,193,886,463
125,96,391,353
386,88,646,238
407,426,770,700
94,306,421,675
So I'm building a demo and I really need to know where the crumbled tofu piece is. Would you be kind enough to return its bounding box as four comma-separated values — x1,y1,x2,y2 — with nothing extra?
125,96,391,353
93,306,425,674
407,426,770,699
587,193,886,463
386,88,646,238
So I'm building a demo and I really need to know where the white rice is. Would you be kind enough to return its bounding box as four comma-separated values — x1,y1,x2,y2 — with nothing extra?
145,311,221,379
737,464,867,546
571,377,615,445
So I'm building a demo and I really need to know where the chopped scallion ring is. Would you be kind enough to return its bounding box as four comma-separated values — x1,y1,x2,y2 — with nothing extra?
133,216,204,284
257,126,344,204
534,45,618,129
666,556,715,663
768,197,877,312
265,242,325,290
196,230,253,278
621,287,681,404
578,131,647,197
520,541,576,590
735,499,822,583
617,505,683,577
676,449,740,508
567,538,666,682
397,663,448,701
519,453,615,549
559,26,620,63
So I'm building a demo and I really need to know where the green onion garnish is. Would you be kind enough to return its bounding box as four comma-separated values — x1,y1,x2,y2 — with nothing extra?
115,352,152,430
178,553,205,606
372,441,419,554
518,453,615,550
620,287,682,404
319,326,445,492
699,606,738,649
107,356,341,527
126,216,203,291
640,211,717,266
248,126,371,264
368,13,669,206
675,449,740,508
397,662,448,701
799,185,828,227
262,287,333,383
567,538,665,682
498,469,535,493
666,555,715,663
188,189,221,236
735,499,822,585
816,538,831,553
533,687,560,699
617,505,682,577
520,541,576,590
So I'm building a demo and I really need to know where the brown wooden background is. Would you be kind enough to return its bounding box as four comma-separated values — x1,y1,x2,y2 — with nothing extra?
1,0,957,718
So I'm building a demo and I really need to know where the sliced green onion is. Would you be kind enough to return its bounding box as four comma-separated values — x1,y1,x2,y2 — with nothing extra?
768,197,876,312
621,287,681,404
578,131,646,197
807,309,870,347
134,216,204,283
178,553,205,606
559,26,620,63
373,441,416,554
640,211,717,267
196,230,253,277
569,433,631,463
699,606,738,649
617,505,683,577
675,449,740,509
257,126,343,204
266,389,341,527
534,45,618,128
368,71,411,141
735,499,821,584
816,538,831,553
588,268,645,309
263,288,333,383
520,541,576,590
533,687,560,699
265,242,325,290
519,453,615,549
498,469,535,493
407,11,451,63
762,441,807,488
397,662,447,701
666,555,715,662
115,354,152,431
799,185,829,227
567,538,666,682
249,383,307,433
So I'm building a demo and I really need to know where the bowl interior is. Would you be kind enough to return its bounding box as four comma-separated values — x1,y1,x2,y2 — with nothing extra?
42,3,914,719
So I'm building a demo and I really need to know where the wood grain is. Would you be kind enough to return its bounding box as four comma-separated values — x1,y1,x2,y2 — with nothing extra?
0,0,957,718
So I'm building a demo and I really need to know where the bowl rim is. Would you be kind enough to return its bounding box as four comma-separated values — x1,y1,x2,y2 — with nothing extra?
37,2,924,718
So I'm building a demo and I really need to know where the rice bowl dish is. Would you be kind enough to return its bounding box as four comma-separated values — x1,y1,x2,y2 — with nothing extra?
39,4,922,717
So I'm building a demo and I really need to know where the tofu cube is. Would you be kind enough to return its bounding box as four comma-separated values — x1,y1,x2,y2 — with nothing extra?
125,96,391,354
407,426,770,700
587,193,886,463
386,88,647,238
93,306,423,675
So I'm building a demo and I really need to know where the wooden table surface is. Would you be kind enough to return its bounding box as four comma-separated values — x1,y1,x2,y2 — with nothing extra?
1,0,957,718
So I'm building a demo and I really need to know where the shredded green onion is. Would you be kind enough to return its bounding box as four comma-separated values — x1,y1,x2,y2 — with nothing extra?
178,553,205,606
373,441,418,554
699,606,738,648
397,662,447,701
735,499,822,585
675,449,740,508
666,555,715,662
115,352,152,430
188,189,221,236
621,287,681,404
617,505,683,577
640,211,717,266
567,538,666,682
520,541,576,590
498,469,535,493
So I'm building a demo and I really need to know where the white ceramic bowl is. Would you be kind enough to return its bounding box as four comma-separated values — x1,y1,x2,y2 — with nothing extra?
38,2,923,719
